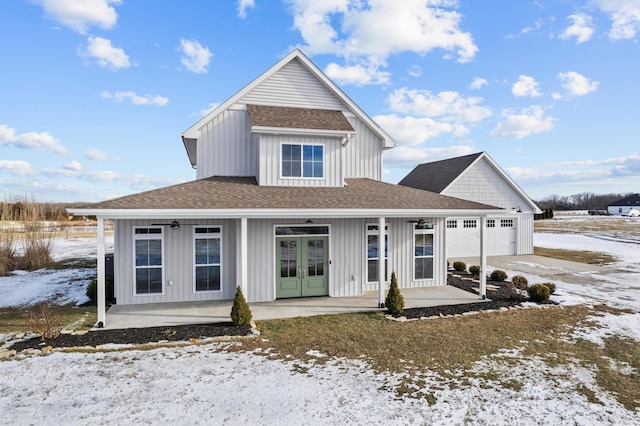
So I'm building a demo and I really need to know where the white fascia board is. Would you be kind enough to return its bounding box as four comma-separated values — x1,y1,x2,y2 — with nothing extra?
69,208,507,220
252,126,355,138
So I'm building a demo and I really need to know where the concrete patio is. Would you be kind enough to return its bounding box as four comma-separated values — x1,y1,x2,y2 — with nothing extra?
101,285,484,330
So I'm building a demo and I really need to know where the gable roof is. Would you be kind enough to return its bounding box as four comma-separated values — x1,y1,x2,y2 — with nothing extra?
608,193,640,207
247,104,354,132
398,152,482,193
181,49,397,166
70,177,502,219
399,152,541,214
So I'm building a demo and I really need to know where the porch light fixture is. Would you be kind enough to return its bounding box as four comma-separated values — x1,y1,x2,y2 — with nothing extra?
170,220,180,230
305,219,314,224
512,206,522,213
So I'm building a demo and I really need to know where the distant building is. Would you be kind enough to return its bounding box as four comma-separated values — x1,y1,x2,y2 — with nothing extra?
607,194,640,215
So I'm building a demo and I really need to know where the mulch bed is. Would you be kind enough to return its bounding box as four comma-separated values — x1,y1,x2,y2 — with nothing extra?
7,272,524,352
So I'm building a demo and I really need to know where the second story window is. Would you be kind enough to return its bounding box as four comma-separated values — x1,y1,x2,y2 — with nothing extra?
282,143,323,178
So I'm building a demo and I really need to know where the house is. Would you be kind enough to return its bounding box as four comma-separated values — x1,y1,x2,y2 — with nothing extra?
607,194,640,216
398,152,541,258
70,49,505,327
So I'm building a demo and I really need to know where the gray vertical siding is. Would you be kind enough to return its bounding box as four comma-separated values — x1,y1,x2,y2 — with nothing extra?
343,117,383,180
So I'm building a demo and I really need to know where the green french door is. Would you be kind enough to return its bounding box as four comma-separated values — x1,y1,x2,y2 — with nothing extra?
276,236,328,298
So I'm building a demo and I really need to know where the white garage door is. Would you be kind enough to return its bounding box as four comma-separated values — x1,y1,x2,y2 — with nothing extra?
445,218,517,258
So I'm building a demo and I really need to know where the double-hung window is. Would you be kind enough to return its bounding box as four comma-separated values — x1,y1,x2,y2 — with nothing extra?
282,143,323,178
414,225,434,281
366,223,388,283
194,227,222,292
134,227,164,295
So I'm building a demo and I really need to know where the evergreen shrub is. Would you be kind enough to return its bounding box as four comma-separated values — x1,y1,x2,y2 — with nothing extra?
231,285,252,326
527,284,551,303
490,269,508,282
468,265,480,276
452,261,467,272
385,272,405,315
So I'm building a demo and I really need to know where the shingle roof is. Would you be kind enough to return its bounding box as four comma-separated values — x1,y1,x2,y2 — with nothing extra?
608,193,640,207
77,177,498,212
398,152,483,193
247,104,354,132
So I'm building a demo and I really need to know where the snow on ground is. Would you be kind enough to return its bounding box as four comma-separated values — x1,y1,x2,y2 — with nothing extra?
1,219,639,425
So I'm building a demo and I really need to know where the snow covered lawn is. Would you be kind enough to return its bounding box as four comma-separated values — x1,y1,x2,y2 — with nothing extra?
0,216,638,425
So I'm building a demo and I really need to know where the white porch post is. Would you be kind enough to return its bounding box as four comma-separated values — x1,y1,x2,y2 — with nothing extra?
378,216,386,308
96,217,106,327
479,216,487,299
240,217,248,296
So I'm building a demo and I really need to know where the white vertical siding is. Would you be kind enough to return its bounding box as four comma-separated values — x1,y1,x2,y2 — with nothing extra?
518,213,534,254
257,134,343,187
242,58,346,110
196,108,256,180
343,117,383,180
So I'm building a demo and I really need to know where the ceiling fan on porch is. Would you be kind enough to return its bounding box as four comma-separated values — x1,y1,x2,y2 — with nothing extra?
408,219,433,229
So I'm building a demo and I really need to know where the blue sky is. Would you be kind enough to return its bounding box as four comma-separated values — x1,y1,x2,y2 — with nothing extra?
1,0,639,202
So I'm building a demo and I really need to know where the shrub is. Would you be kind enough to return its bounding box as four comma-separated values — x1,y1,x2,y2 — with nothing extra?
230,285,252,326
527,283,551,303
507,275,529,302
468,265,480,276
86,275,115,304
490,269,508,282
452,261,467,272
541,282,556,294
28,303,64,340
385,272,405,315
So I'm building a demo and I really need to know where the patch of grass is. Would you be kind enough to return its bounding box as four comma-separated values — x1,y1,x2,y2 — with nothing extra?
0,303,96,335
534,246,617,265
244,305,639,410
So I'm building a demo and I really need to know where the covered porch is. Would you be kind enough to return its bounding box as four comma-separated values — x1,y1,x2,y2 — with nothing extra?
101,285,484,330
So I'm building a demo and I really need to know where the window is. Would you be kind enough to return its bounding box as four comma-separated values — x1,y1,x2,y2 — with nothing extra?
463,219,477,228
446,220,457,228
281,143,323,178
414,225,434,280
366,224,388,283
134,227,163,295
194,227,222,292
501,219,514,228
487,219,495,228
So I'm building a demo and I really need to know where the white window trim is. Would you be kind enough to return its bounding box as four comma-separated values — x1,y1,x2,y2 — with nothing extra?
133,226,165,296
279,142,325,180
365,223,389,284
413,227,434,282
193,226,223,294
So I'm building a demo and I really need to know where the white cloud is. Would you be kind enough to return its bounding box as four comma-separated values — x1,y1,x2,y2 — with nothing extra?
384,145,475,168
288,0,477,85
374,114,462,146
81,36,130,70
238,0,255,18
559,14,595,44
324,62,390,86
557,71,599,96
64,160,83,171
512,75,542,98
470,77,488,90
0,124,68,154
387,88,492,123
593,0,640,40
408,65,422,78
507,19,544,39
101,91,169,106
35,0,121,34
85,148,117,161
490,105,556,139
0,160,34,176
198,103,220,117
180,39,212,74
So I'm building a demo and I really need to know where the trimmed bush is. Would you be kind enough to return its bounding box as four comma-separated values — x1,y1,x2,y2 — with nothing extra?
452,261,467,272
511,275,528,288
507,275,528,302
385,272,405,315
230,285,252,326
541,282,556,294
490,269,508,282
86,275,115,304
527,283,551,303
468,265,480,276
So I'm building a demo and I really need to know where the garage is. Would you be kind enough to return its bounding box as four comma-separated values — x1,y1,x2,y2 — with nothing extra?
445,217,517,258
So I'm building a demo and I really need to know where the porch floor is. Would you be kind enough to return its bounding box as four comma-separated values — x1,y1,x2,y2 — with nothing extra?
102,285,484,330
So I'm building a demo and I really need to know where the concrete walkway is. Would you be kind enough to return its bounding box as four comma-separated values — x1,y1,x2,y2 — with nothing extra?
102,285,483,330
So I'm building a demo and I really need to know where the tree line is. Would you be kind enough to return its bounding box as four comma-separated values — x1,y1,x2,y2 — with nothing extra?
535,192,634,211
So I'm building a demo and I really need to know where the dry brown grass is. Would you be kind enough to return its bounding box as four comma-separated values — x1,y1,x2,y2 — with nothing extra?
534,247,617,265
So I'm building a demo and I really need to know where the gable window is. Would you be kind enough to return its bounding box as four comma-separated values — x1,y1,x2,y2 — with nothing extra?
414,225,434,281
366,223,388,283
194,227,222,292
446,220,457,228
134,227,164,295
501,219,514,228
281,143,323,178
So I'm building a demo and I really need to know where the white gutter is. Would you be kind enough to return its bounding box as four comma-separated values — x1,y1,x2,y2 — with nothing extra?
252,126,356,138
